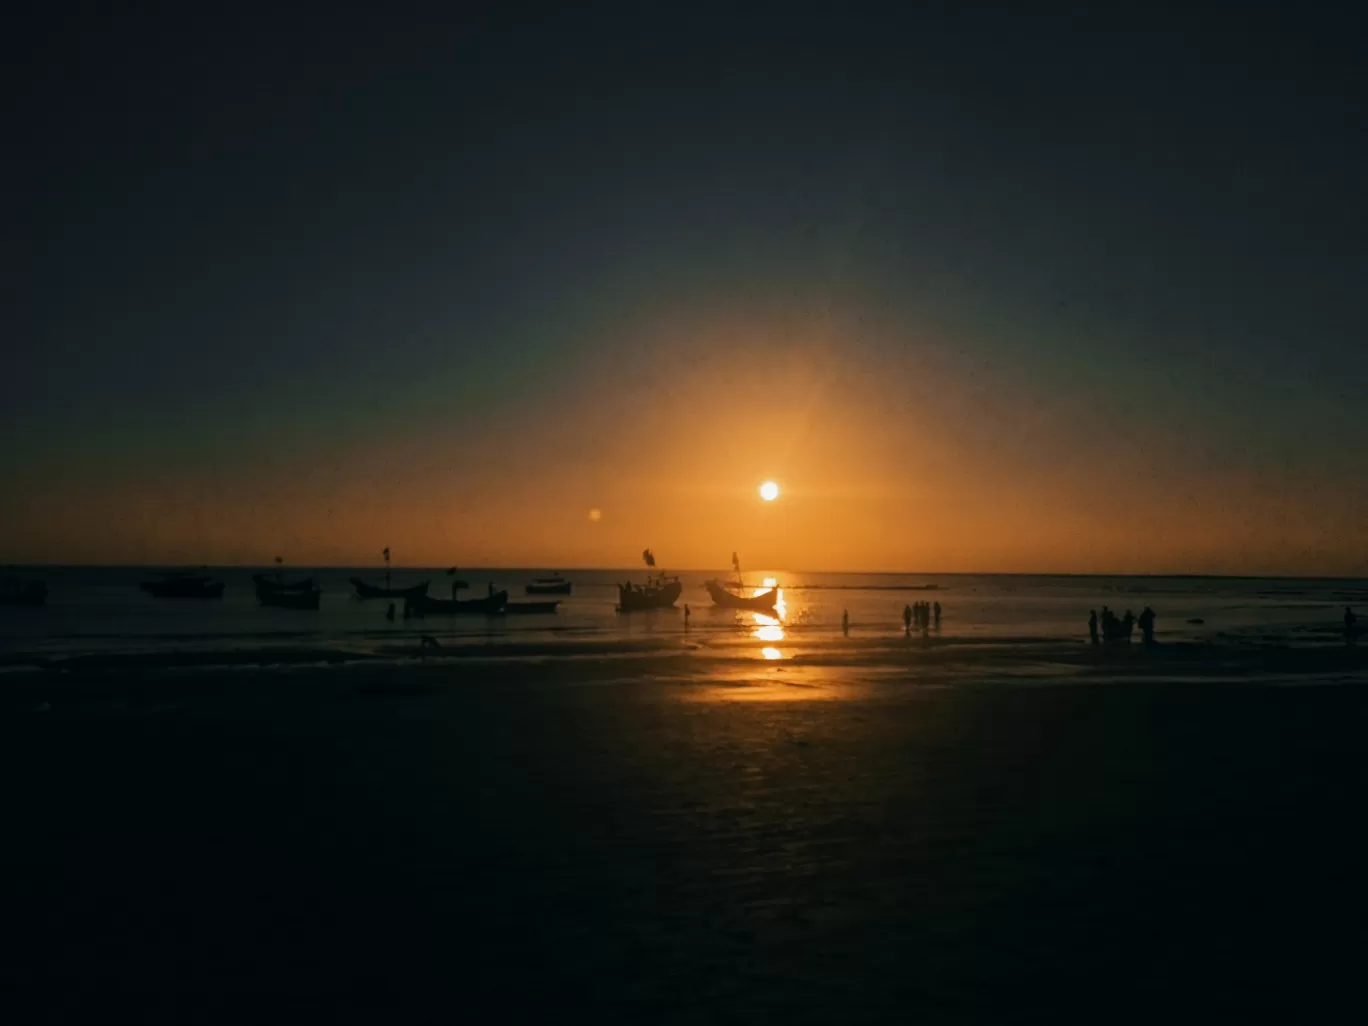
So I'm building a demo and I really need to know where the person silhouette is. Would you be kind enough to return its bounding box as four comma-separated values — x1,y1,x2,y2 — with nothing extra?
903,604,913,635
1139,606,1156,645
1122,610,1136,641
842,608,849,637
1346,606,1358,643
933,601,942,628
1088,609,1099,644
386,602,396,623
684,604,691,631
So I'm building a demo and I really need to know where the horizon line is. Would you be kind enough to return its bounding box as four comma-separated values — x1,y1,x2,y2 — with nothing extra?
3,562,1366,581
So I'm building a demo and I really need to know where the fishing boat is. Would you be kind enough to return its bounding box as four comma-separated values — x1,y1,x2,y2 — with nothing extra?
525,574,572,595
140,574,225,599
252,573,316,592
617,548,681,612
617,575,682,612
704,578,779,612
505,600,560,614
350,577,430,600
0,580,47,607
406,590,508,616
256,581,321,610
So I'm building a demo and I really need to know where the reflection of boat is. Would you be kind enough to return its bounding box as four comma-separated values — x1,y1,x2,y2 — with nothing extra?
617,575,682,612
526,574,572,595
407,590,508,616
140,574,225,599
350,577,430,600
0,581,47,607
704,578,778,612
256,582,321,610
253,573,315,592
506,600,560,614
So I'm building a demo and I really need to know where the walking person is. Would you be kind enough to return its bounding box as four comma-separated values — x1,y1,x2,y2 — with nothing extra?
903,604,913,635
842,608,849,637
684,604,690,632
933,601,941,629
1088,609,1099,644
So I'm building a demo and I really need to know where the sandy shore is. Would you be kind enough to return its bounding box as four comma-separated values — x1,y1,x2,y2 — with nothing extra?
7,650,1368,1022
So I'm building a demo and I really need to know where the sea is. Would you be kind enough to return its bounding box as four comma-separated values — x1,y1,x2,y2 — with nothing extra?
2,566,1363,670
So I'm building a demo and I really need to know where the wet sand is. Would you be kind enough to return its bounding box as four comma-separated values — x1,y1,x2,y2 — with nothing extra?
8,650,1368,1022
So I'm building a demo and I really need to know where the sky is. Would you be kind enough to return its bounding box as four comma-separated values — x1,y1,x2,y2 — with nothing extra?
6,5,1367,573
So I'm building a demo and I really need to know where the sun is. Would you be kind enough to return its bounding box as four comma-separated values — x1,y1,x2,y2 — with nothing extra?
759,481,780,502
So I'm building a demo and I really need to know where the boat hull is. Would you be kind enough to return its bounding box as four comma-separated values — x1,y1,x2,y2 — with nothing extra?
525,581,572,595
705,579,778,612
252,574,315,592
617,578,682,613
408,591,509,616
256,585,321,610
350,577,430,600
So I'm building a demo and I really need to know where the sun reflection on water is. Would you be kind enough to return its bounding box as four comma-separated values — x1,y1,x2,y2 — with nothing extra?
752,577,787,658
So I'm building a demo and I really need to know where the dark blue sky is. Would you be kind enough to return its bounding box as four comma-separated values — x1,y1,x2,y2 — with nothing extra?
7,5,1367,570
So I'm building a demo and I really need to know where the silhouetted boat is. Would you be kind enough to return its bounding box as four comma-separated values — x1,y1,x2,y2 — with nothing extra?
407,590,508,616
505,600,560,614
252,573,315,592
256,581,321,610
0,581,47,607
704,578,778,612
350,577,430,600
140,574,225,599
526,574,572,595
617,575,682,613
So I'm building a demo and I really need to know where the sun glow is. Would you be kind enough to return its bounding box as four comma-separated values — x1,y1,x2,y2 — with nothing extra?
752,576,787,657
759,481,779,501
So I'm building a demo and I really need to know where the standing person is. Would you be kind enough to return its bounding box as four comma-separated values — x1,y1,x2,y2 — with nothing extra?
842,608,849,637
386,602,396,623
684,604,690,632
1139,606,1156,645
1088,609,1099,644
933,601,942,628
1346,606,1358,643
1122,610,1136,641
903,604,913,635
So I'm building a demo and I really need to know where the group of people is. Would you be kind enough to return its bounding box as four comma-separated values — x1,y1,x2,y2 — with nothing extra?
1089,605,1157,645
902,600,941,635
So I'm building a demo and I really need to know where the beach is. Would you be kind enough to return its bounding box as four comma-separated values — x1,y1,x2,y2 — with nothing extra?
8,638,1368,1022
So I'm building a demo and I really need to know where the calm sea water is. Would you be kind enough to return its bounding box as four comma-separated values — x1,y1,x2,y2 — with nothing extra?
2,567,1363,666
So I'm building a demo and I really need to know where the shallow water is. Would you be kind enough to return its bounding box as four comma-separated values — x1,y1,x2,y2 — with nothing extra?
1,566,1362,669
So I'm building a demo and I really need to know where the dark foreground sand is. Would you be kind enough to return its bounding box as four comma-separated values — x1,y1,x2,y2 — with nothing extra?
6,651,1368,1022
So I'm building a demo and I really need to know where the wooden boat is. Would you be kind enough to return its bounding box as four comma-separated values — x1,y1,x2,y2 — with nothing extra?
252,573,315,592
406,590,508,616
140,575,225,599
256,582,321,610
525,574,572,595
350,577,430,600
0,581,47,607
505,600,560,614
704,578,778,612
617,575,682,613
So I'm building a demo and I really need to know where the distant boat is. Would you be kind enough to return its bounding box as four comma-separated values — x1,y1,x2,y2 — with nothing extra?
350,577,430,600
407,590,508,616
140,574,225,599
0,581,47,607
252,573,315,592
505,600,560,614
256,581,321,610
525,574,572,595
704,578,778,612
617,575,682,613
